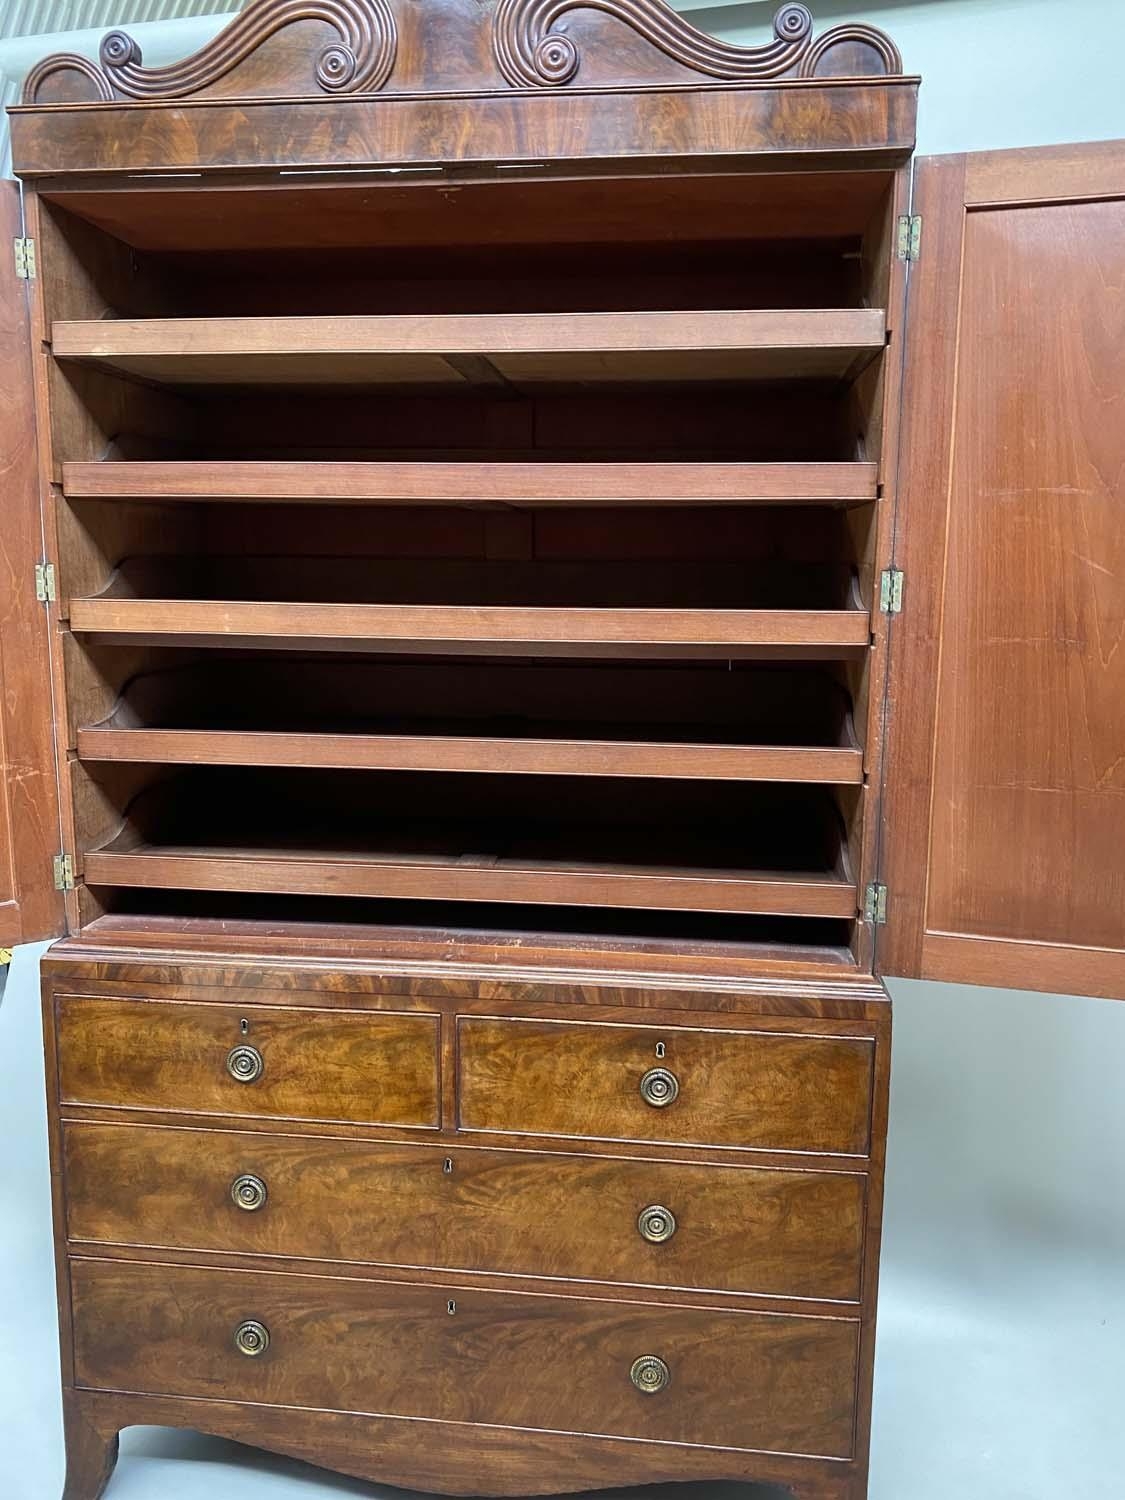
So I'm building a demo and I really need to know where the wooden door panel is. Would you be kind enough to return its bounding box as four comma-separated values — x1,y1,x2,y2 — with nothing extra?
0,179,63,946
881,142,1125,998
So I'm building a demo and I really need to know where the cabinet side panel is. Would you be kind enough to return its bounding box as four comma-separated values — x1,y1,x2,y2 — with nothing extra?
0,179,64,945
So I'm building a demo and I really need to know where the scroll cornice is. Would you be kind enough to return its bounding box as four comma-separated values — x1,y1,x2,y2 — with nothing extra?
18,0,905,109
21,52,114,104
492,0,903,87
493,0,815,87
21,0,398,104
798,22,903,78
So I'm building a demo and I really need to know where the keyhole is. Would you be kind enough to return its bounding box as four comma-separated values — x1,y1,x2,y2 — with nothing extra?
655,1041,666,1059
240,1018,249,1035
443,1158,454,1175
447,1299,457,1316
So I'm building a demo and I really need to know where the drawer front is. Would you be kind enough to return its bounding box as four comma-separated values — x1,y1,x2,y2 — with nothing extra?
64,1123,866,1301
55,995,439,1128
71,1259,859,1458
458,1017,873,1155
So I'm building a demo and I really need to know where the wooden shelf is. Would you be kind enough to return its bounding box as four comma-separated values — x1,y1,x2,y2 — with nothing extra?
83,805,855,918
62,460,879,508
52,310,887,389
69,598,870,658
77,661,861,783
79,770,854,919
84,841,856,918
77,727,864,784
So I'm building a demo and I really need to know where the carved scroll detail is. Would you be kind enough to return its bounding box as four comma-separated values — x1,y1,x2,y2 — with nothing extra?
20,0,904,108
22,52,114,104
493,0,816,88
23,0,398,104
799,23,903,78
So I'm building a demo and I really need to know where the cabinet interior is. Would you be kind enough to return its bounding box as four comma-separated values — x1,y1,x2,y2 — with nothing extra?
38,167,898,967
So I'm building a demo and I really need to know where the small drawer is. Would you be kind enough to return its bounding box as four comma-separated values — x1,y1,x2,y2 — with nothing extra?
458,1016,873,1155
55,995,439,1128
71,1259,860,1458
64,1123,866,1301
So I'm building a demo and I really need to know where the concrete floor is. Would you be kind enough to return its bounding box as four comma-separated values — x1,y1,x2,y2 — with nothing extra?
3,942,1122,1500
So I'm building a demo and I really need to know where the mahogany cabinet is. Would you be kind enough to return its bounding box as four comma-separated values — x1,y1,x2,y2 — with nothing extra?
1,3,1122,1498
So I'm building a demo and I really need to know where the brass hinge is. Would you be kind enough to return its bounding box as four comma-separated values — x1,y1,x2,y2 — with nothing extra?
35,561,57,602
879,566,904,614
896,214,922,262
14,237,37,279
53,853,75,891
864,882,888,925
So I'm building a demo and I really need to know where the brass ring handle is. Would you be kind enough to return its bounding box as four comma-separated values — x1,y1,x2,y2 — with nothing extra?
231,1174,268,1212
637,1204,676,1244
233,1319,270,1357
630,1354,670,1395
226,1044,264,1084
639,1066,679,1108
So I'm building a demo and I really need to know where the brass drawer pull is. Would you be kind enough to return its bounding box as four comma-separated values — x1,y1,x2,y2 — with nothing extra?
630,1354,670,1395
231,1174,268,1211
637,1204,676,1244
233,1320,270,1357
638,1066,678,1108
226,1044,264,1084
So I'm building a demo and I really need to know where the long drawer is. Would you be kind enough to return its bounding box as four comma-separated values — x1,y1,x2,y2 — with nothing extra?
71,1258,860,1458
55,995,440,1128
64,1123,866,1301
457,1016,873,1155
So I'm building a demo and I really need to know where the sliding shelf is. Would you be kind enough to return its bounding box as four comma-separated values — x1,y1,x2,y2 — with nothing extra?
79,768,852,918
76,660,861,783
62,460,879,508
84,845,856,919
51,309,887,389
84,832,856,919
68,598,870,658
76,726,864,784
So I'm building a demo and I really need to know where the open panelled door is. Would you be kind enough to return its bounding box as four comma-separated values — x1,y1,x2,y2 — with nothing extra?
0,178,65,948
879,140,1125,1000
